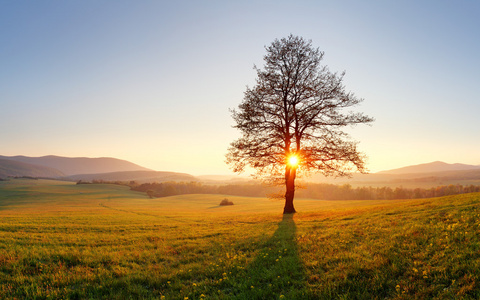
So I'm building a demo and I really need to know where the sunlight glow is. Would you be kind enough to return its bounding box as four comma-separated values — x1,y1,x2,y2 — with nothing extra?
288,155,299,167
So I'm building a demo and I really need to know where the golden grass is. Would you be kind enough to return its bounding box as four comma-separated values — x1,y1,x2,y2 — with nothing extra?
1,178,479,299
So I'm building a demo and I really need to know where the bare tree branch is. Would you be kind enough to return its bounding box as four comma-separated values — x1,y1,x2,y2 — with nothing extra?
226,35,374,213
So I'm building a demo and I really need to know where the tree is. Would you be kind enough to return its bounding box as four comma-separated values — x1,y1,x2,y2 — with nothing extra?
226,35,373,214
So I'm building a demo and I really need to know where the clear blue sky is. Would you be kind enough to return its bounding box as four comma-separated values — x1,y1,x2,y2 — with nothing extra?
1,0,479,175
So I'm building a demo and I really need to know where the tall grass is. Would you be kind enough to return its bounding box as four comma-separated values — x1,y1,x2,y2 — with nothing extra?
0,178,479,299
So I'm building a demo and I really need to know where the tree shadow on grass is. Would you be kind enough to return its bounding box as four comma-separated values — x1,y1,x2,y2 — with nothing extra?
225,214,311,299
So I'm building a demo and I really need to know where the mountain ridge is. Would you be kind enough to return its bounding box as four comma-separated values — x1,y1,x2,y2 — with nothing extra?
2,156,480,187
377,161,480,175
0,159,66,178
0,155,151,176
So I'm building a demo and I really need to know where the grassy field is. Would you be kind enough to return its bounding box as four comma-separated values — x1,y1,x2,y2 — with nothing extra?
1,178,479,299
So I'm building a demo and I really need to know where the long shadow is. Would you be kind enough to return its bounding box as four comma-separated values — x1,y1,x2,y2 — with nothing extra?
226,214,311,299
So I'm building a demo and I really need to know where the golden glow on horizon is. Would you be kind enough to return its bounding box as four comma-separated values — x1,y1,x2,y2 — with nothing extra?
288,155,299,167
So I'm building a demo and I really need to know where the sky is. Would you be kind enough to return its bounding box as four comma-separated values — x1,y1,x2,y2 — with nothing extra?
1,0,479,175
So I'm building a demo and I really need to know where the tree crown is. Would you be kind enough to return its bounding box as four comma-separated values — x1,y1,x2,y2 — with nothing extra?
227,35,373,182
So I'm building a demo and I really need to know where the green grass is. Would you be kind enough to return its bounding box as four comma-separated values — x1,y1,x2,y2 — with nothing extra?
1,178,479,299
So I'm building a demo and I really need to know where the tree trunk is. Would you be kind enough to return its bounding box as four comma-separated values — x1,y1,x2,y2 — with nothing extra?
283,166,297,214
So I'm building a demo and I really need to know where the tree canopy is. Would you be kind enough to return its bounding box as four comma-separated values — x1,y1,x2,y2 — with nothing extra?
226,35,373,213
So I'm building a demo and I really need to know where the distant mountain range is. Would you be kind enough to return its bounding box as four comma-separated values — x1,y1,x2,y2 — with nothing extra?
378,161,480,175
0,155,151,176
1,156,480,186
0,158,65,178
0,155,192,183
309,161,480,187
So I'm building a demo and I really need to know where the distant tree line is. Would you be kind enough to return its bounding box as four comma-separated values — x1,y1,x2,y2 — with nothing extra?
296,183,480,200
127,181,480,200
131,182,274,198
73,179,480,200
77,179,137,186
7,176,38,180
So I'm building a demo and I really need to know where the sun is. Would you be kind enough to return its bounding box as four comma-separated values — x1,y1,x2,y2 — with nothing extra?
288,155,299,167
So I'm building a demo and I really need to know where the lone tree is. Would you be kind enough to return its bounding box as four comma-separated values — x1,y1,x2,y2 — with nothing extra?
226,35,373,214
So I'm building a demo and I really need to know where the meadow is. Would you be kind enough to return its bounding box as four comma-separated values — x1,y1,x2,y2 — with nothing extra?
1,178,479,299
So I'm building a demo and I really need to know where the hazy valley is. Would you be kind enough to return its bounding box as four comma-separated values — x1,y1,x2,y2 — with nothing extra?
2,155,480,188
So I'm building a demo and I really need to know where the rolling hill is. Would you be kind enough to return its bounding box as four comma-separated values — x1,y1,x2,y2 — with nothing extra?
0,158,65,178
1,178,479,299
0,155,197,183
307,161,480,187
378,161,480,174
2,155,480,187
0,155,151,176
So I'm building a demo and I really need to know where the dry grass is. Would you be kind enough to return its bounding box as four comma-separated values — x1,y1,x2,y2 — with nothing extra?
1,178,479,299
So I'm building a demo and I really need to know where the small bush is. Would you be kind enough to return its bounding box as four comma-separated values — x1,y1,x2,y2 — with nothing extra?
219,198,234,206
76,180,91,185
